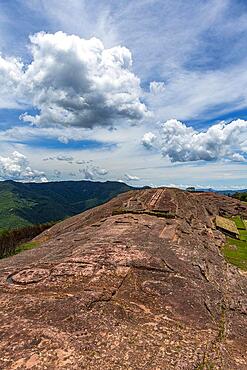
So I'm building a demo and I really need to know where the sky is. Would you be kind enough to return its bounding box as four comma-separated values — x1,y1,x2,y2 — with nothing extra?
0,0,247,189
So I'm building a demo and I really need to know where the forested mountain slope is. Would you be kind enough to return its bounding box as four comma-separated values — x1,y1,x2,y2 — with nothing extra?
0,180,133,230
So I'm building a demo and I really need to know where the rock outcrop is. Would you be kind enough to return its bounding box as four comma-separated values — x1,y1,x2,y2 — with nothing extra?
0,188,247,369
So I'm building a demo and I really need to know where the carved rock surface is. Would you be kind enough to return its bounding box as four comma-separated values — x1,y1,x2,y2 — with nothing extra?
0,188,247,369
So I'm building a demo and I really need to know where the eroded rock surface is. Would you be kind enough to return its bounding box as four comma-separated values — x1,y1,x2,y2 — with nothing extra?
0,188,247,369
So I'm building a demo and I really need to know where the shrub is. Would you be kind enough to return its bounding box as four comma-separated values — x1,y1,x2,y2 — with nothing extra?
0,222,54,259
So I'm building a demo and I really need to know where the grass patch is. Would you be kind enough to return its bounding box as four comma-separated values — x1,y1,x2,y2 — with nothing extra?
239,229,247,242
232,216,245,230
14,241,39,255
222,237,247,270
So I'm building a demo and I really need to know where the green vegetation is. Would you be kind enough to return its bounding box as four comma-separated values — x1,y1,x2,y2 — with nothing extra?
215,215,239,236
0,223,52,259
232,192,247,202
220,215,247,270
0,180,133,231
14,241,39,255
239,229,247,242
222,237,247,270
232,216,245,229
0,189,35,230
231,216,247,241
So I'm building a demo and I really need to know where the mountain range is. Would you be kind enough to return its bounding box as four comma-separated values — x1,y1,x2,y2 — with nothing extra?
0,179,246,231
0,180,133,230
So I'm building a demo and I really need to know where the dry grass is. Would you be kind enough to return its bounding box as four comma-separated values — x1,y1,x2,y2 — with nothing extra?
215,216,239,236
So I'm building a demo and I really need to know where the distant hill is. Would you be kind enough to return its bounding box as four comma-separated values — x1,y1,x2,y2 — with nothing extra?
215,189,247,196
232,191,247,202
187,188,247,196
0,180,133,230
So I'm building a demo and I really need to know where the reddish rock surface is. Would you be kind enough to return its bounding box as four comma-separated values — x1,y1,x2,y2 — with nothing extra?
0,188,247,369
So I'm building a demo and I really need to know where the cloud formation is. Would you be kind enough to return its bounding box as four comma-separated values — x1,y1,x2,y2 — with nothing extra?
141,132,157,150
79,163,108,180
0,151,47,182
43,155,74,162
125,173,140,181
2,1,247,127
149,81,166,95
1,31,147,128
56,155,74,162
0,55,23,108
142,119,247,163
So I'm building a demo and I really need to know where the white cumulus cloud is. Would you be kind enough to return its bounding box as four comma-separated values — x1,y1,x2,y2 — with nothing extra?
0,31,148,128
43,155,74,162
0,151,47,182
79,163,108,180
141,132,157,150
125,173,140,181
142,119,247,163
56,155,74,162
0,55,23,108
79,168,94,180
94,167,108,176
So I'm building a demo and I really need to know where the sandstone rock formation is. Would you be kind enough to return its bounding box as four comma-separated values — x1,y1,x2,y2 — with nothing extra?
0,188,247,369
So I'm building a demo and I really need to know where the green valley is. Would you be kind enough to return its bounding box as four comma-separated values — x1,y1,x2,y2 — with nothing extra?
0,180,133,231
220,215,247,271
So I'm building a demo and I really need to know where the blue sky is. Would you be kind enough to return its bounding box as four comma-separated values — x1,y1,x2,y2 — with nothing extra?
0,0,247,188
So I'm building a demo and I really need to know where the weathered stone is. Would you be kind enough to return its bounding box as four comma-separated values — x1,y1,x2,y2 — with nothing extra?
0,188,246,369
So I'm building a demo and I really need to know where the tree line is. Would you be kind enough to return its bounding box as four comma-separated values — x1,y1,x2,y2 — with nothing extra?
232,192,247,202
